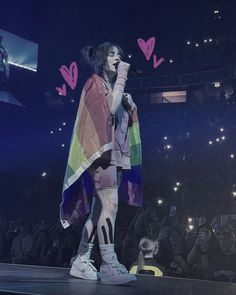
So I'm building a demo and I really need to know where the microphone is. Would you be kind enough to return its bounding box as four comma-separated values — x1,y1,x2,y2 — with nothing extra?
114,62,143,76
130,67,143,76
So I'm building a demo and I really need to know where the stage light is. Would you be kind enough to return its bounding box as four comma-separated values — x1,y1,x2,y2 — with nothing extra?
61,144,65,148
216,138,220,142
58,128,62,132
189,225,194,231
214,10,219,14
164,137,168,140
176,182,180,186
187,41,191,45
62,122,66,126
157,199,163,205
173,187,178,192
230,154,235,159
220,128,224,132
188,218,193,223
41,172,47,177
128,54,132,58
8,61,37,72
209,141,213,145
70,99,75,103
214,82,221,88
195,43,199,47
232,192,236,197
166,145,172,149
50,131,54,134
209,38,213,42
221,136,226,140
204,39,208,43
169,59,174,63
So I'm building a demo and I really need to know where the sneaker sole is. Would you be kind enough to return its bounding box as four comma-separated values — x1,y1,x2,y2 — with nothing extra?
69,267,98,281
100,275,137,285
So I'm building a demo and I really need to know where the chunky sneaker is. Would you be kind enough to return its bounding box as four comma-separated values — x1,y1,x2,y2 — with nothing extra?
110,253,128,274
100,253,137,285
116,262,129,274
70,255,98,280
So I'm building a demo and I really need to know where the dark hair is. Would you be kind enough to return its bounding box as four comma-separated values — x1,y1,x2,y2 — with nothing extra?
169,227,185,242
20,219,32,233
81,42,124,75
196,223,222,257
196,223,214,237
168,227,187,256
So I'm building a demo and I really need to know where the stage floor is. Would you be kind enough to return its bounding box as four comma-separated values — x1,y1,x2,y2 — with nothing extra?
0,263,236,295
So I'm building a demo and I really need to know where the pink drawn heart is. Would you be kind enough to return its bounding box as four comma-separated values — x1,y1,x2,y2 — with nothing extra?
56,84,67,96
137,37,156,61
59,61,78,90
153,54,164,69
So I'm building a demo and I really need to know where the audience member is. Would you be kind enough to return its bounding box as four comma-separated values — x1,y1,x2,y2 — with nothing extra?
129,237,167,276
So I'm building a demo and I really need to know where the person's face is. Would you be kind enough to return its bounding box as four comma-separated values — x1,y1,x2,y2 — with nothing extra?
197,228,212,252
105,46,122,73
219,232,234,252
198,228,212,243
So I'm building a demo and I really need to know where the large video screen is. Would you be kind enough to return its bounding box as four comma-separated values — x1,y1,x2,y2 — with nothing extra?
0,28,38,72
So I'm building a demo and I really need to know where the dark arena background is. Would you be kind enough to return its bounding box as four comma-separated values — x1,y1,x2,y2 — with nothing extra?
1,0,236,294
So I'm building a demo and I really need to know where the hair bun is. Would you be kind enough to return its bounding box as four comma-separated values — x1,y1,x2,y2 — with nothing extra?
81,46,96,66
88,47,96,59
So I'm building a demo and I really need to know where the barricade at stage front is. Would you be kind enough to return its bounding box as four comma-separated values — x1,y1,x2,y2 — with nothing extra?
0,263,235,295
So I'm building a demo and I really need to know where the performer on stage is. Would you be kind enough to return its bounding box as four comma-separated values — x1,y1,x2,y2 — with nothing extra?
60,42,142,285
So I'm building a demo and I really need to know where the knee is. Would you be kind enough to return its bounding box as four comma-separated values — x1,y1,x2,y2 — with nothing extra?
103,199,118,216
110,200,118,215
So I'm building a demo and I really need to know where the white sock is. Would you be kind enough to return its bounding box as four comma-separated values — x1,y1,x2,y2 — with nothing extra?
77,241,94,260
99,244,116,263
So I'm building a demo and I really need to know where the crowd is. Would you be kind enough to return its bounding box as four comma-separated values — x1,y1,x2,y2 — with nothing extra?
0,207,236,283
0,216,80,267
122,206,236,282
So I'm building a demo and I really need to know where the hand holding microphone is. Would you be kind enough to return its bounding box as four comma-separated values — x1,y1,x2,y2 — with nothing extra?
112,61,136,117
117,61,130,71
114,61,130,78
115,61,142,76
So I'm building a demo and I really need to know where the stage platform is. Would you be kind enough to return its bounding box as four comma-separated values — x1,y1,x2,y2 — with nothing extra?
0,263,236,295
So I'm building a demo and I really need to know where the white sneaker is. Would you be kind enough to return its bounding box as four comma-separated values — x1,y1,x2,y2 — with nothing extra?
110,253,128,274
70,255,99,280
116,262,129,274
100,253,137,285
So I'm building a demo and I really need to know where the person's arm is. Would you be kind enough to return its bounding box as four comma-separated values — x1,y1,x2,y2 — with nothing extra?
110,62,130,114
187,242,200,265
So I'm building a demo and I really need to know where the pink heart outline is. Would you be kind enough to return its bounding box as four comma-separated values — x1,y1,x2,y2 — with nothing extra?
56,84,67,96
137,37,156,61
153,54,164,69
59,61,78,90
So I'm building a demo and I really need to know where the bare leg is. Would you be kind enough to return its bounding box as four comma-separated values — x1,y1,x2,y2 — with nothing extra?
78,196,101,249
96,188,118,244
70,196,101,280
